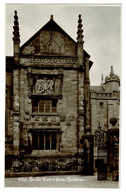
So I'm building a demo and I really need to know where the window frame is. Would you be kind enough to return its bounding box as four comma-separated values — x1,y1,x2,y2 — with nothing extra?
32,131,57,151
32,98,57,114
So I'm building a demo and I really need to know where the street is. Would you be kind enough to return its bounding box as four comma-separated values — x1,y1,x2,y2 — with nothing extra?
5,174,119,188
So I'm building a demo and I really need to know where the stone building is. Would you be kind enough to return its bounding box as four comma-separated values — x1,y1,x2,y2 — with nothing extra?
91,66,120,134
90,66,120,176
5,11,94,175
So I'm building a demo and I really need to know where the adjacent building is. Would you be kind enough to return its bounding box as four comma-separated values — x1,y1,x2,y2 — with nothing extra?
91,66,120,134
90,66,120,179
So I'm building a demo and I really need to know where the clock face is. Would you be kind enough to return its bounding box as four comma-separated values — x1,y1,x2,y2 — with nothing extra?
36,78,54,95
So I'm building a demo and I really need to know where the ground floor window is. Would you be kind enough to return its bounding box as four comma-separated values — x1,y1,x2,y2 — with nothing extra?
32,131,57,150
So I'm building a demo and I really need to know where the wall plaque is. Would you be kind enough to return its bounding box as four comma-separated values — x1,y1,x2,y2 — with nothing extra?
36,78,54,95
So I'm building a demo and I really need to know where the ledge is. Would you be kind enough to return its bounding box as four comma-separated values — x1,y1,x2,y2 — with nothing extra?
5,171,81,178
29,128,61,131
31,113,60,116
30,94,62,99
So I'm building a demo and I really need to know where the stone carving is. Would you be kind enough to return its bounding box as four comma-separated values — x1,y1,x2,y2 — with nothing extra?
31,122,36,127
53,122,60,126
20,57,77,67
58,76,63,94
47,122,52,126
66,120,71,126
51,117,56,122
11,158,78,173
27,73,33,96
43,116,48,122
68,115,74,121
60,115,66,122
36,78,54,95
94,126,106,147
34,116,39,121
37,122,47,126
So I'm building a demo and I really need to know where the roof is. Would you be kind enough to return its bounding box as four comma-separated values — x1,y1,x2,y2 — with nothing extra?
20,18,90,58
90,85,105,92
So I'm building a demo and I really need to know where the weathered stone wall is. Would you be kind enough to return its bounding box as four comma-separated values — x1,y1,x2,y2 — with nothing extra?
91,92,119,134
105,81,119,92
6,72,13,136
21,30,76,56
60,69,78,153
91,99,108,133
5,72,13,155
18,66,78,156
13,68,20,155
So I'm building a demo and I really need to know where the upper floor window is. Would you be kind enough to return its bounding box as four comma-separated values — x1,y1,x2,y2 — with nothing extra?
32,98,57,113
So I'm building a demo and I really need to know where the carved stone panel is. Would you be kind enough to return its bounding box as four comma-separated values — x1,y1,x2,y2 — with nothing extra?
36,78,54,95
20,57,77,68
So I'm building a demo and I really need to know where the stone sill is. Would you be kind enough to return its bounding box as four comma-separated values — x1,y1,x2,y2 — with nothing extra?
30,94,62,99
24,151,78,157
5,171,80,178
31,113,60,116
31,150,59,156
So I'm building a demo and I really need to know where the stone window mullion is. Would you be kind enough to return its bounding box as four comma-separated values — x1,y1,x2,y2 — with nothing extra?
50,133,52,150
44,133,46,150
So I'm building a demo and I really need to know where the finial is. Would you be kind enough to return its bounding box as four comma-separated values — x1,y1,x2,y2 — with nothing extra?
14,10,17,16
13,10,20,42
110,65,114,76
50,15,53,20
77,14,84,44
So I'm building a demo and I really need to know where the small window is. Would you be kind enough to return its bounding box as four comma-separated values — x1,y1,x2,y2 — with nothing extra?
32,99,57,113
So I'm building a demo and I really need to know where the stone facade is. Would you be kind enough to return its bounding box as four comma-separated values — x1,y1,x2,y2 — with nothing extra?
91,66,120,174
91,66,120,134
5,12,94,175
107,117,119,181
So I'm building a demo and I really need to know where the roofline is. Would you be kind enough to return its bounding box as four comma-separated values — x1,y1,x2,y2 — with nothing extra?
20,18,91,58
20,19,76,50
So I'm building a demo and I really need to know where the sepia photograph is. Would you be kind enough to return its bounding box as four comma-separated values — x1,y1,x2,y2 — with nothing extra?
4,3,121,188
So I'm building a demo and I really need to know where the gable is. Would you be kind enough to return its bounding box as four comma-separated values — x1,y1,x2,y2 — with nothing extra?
20,19,77,56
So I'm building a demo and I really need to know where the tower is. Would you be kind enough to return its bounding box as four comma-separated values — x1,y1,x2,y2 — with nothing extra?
105,66,120,92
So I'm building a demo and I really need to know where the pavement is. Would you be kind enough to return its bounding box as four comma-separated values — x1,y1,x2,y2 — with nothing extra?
5,174,119,188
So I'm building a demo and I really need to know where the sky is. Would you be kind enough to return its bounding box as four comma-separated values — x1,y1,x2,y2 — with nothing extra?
5,4,121,85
